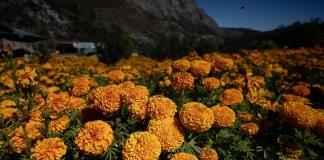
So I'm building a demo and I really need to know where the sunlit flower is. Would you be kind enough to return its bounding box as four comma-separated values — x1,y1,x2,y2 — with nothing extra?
211,106,236,128
147,95,177,120
49,115,70,132
10,126,27,153
123,85,149,105
123,131,161,160
30,137,67,160
148,118,185,152
212,57,234,72
200,147,219,160
189,60,211,77
220,88,243,106
70,77,92,96
170,152,198,160
202,77,221,90
172,59,191,72
279,102,318,128
179,102,214,133
25,120,44,140
107,69,125,82
240,123,260,136
47,92,70,114
75,120,114,156
16,66,37,87
238,112,253,122
172,72,195,90
128,100,149,120
281,94,309,104
88,85,122,114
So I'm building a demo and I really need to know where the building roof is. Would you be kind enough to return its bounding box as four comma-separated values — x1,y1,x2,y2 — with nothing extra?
0,24,46,42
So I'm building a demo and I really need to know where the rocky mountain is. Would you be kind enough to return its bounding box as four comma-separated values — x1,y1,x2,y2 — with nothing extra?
0,0,223,44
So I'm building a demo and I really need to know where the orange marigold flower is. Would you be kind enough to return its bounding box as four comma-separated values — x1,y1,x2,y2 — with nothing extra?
30,137,67,160
25,120,44,140
172,72,194,90
170,152,198,160
10,126,27,153
220,88,243,106
212,57,234,72
240,123,260,136
118,81,135,91
123,85,149,105
172,59,191,72
88,85,122,114
179,102,214,133
49,115,70,132
16,66,37,87
291,84,310,97
70,77,92,97
281,94,309,104
189,60,211,77
47,92,70,114
279,102,318,128
128,100,149,121
107,69,125,82
148,118,185,152
29,109,44,122
238,112,253,122
122,131,161,160
202,77,221,90
212,106,236,128
200,147,219,160
68,96,86,111
75,120,114,156
147,95,177,120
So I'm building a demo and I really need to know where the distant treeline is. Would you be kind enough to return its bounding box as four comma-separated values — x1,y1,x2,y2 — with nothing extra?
96,19,324,63
220,18,324,52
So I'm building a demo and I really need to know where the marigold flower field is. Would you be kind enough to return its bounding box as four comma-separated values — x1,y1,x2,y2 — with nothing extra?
0,47,323,160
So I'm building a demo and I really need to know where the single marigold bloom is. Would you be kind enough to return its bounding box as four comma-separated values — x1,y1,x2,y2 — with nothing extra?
281,94,309,104
16,66,37,87
70,77,92,97
119,81,135,91
147,95,177,120
107,69,125,82
200,147,219,160
202,77,221,90
0,107,18,119
172,59,191,72
123,85,149,105
148,118,185,152
68,96,86,111
212,106,236,128
220,88,243,106
179,102,214,133
128,100,149,121
279,102,318,128
240,123,260,136
189,60,211,77
88,85,122,114
49,115,70,132
122,131,161,160
213,57,234,72
238,112,253,122
75,120,114,156
172,72,195,90
47,92,70,114
291,84,310,97
30,137,67,160
10,126,27,153
170,152,198,160
29,109,44,122
25,120,44,140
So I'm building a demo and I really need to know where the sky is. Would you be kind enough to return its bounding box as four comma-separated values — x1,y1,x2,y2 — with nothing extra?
196,0,324,31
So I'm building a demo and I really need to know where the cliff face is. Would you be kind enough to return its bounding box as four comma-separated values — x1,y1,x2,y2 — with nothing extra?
0,0,222,43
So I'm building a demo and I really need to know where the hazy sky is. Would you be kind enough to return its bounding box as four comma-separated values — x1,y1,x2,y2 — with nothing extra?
196,0,324,31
